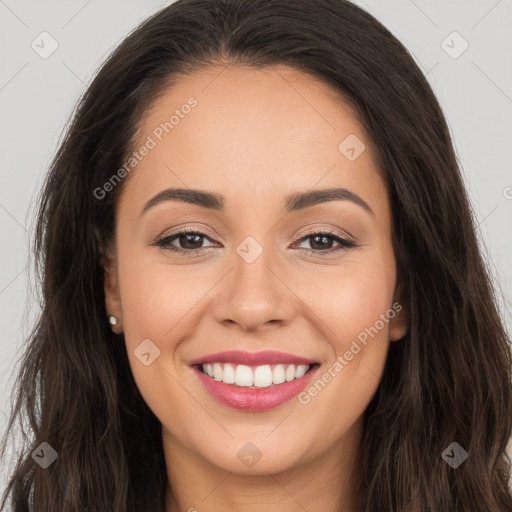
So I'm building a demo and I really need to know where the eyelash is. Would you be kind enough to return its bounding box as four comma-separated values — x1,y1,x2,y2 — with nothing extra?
152,227,357,256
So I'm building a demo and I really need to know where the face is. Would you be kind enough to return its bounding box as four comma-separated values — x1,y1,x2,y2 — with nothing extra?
103,64,408,478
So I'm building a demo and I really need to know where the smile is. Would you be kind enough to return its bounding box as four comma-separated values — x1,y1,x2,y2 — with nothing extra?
189,350,320,411
197,362,313,388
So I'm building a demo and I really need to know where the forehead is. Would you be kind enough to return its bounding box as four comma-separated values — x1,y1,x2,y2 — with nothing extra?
121,63,388,220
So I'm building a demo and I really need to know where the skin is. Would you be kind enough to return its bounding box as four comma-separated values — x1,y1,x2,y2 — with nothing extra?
103,63,409,512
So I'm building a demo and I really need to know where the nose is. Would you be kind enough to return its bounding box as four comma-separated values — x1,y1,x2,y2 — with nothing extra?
212,250,297,333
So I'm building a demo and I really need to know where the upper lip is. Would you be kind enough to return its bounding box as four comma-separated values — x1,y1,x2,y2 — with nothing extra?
189,350,318,366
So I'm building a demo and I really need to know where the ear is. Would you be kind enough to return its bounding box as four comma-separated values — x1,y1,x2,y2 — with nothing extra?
389,278,409,342
101,242,123,334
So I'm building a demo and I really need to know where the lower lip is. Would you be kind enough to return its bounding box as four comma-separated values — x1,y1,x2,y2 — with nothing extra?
192,365,320,411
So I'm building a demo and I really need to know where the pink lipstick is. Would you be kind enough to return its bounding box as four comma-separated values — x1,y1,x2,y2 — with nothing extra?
189,350,320,411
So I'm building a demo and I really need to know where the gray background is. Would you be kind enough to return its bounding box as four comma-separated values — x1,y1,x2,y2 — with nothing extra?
1,0,511,493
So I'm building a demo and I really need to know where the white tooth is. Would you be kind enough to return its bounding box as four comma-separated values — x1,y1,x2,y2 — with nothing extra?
222,363,236,384
295,364,307,378
235,364,253,386
253,365,273,388
272,364,286,385
213,363,223,381
285,365,296,382
202,362,310,386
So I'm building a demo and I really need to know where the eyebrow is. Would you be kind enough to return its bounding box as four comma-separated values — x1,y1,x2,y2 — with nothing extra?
140,187,374,217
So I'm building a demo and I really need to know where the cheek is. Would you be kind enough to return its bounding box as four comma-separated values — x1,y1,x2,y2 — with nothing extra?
294,250,396,420
302,252,396,357
330,272,393,351
117,251,208,346
113,249,199,408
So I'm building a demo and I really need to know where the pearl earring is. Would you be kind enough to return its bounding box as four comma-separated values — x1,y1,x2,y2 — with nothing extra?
109,315,118,326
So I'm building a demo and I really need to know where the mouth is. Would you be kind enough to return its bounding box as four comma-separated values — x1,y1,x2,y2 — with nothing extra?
192,362,320,388
189,352,321,411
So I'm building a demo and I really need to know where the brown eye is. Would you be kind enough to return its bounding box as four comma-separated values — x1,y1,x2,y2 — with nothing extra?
151,228,356,256
172,232,204,250
294,231,356,255
153,229,217,254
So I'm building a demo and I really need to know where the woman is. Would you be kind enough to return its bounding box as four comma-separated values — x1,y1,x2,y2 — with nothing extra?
1,0,511,510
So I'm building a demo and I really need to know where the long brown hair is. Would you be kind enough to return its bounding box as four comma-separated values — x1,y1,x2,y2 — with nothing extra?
2,0,511,510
